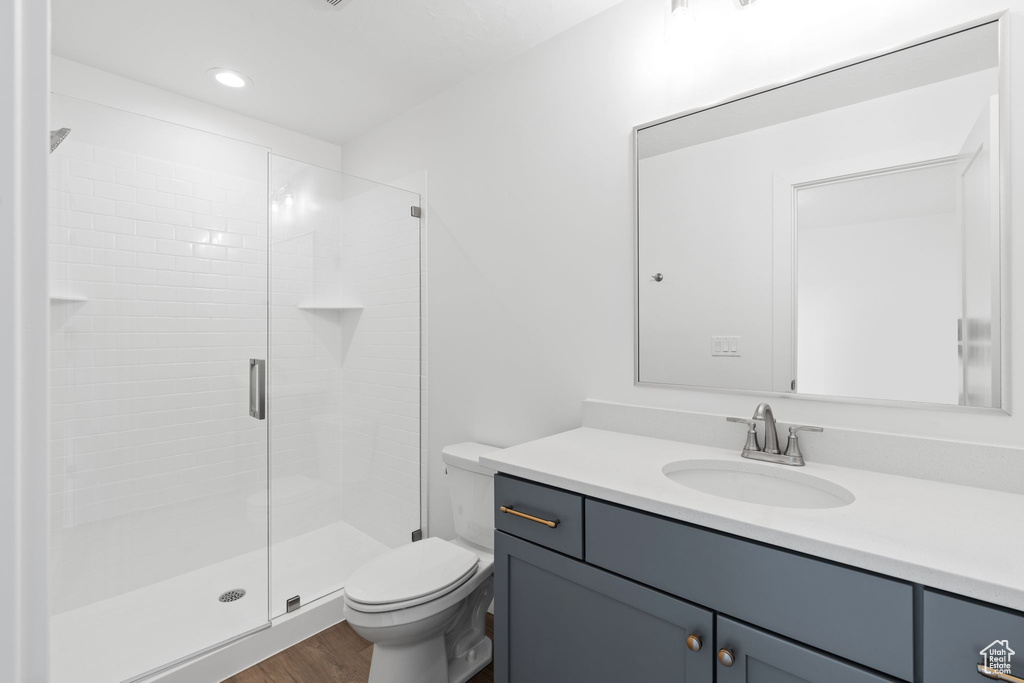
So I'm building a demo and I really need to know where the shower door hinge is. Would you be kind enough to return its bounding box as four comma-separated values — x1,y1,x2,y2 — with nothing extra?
286,595,301,613
410,206,422,218
411,529,423,542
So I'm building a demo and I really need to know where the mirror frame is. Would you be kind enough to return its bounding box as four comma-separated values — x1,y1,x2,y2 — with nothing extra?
632,14,1011,414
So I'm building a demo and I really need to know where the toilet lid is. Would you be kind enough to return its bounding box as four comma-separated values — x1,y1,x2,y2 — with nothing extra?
345,538,479,607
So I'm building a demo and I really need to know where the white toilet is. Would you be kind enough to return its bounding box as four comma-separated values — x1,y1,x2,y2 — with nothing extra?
343,442,499,683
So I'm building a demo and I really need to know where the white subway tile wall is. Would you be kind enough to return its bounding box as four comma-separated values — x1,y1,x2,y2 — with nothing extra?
49,137,271,615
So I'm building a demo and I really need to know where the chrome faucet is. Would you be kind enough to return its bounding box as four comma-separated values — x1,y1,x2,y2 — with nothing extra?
752,402,780,455
727,403,822,466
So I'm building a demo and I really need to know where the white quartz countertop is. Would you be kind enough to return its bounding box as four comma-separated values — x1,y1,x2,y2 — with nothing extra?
479,427,1024,611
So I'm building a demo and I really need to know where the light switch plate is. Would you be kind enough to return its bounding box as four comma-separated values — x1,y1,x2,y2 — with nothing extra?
712,336,741,357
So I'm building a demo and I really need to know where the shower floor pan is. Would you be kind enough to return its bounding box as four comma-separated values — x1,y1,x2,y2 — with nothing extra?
50,520,388,683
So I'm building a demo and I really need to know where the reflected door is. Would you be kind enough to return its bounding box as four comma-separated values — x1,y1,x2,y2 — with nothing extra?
958,97,1001,408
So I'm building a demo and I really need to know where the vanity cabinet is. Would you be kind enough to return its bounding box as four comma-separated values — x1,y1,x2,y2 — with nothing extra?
493,474,1024,683
495,531,714,683
585,498,914,679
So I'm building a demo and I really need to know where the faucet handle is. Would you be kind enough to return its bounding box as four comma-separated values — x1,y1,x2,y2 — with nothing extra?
789,425,823,434
726,417,760,454
784,425,823,460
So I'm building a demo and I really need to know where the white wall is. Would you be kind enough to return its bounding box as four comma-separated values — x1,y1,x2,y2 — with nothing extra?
337,0,1024,542
1,0,51,680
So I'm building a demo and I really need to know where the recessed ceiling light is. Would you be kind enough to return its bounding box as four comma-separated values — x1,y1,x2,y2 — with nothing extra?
208,68,252,89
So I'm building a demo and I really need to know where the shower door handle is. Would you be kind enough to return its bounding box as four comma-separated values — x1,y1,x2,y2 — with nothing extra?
249,359,266,420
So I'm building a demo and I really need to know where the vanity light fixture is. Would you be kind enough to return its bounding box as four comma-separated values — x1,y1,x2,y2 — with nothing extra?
207,68,252,89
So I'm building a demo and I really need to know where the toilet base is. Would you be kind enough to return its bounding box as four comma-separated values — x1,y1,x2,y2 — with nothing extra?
366,632,492,683
369,634,451,683
447,632,492,683
354,574,495,683
444,574,494,683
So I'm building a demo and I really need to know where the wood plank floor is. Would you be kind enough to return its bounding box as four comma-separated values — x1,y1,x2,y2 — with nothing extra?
225,614,494,683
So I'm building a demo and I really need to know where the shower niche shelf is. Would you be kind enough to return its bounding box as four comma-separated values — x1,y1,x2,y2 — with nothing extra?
296,301,363,311
49,293,88,303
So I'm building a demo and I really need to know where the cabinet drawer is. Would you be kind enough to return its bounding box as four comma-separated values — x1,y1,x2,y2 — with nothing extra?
716,616,898,683
494,475,583,559
495,531,714,683
585,500,914,681
923,590,1024,683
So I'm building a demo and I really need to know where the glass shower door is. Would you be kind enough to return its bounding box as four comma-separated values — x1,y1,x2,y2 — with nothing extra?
269,155,422,616
48,95,271,683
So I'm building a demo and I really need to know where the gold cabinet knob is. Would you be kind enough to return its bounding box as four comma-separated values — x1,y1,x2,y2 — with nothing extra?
686,634,702,652
718,648,736,667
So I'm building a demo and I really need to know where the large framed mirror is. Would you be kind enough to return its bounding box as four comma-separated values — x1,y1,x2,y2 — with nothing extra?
635,19,1007,410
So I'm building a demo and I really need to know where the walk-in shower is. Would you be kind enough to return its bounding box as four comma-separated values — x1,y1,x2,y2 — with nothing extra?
48,95,422,683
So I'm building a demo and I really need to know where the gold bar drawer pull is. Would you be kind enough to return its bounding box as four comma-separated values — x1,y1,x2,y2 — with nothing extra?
979,664,1024,682
500,506,558,528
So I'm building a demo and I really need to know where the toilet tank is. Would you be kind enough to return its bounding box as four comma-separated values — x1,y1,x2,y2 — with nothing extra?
441,442,500,551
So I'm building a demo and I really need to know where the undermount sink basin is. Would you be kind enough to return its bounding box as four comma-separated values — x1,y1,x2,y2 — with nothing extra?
662,459,855,509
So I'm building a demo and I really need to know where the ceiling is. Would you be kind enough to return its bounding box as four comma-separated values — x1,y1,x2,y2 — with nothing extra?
51,0,623,146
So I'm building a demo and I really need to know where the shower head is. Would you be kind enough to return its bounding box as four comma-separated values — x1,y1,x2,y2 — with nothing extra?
49,128,71,154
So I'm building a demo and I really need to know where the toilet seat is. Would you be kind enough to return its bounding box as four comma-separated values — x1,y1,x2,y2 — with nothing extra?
345,538,480,613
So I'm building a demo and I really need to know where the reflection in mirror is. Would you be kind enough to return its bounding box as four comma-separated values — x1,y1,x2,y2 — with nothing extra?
795,162,961,404
636,22,1002,408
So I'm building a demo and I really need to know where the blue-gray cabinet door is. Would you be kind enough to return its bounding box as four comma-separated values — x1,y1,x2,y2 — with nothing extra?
923,589,1024,683
716,616,900,683
494,531,713,683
